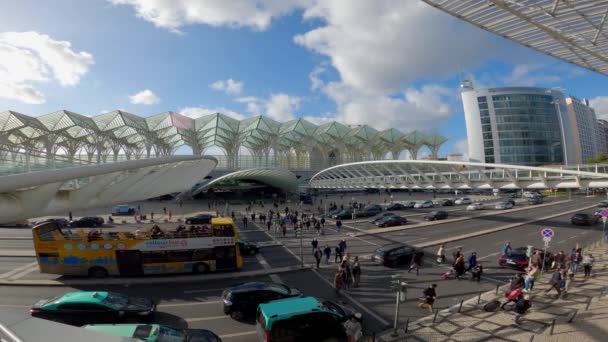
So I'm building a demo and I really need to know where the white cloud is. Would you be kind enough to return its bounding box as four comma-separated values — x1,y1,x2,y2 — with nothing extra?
129,89,161,105
209,78,244,95
0,31,94,104
590,96,608,120
237,93,302,121
501,64,561,86
180,106,246,120
108,0,307,32
309,65,325,91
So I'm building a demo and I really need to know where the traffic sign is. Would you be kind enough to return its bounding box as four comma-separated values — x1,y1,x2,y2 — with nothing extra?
541,228,555,238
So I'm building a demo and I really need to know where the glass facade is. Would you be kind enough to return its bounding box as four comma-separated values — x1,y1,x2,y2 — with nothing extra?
477,93,563,165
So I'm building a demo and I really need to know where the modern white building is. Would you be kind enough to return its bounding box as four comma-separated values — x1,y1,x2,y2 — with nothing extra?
563,97,600,164
461,81,573,166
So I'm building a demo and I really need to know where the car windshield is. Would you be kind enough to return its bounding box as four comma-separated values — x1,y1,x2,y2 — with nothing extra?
429,211,438,215
157,326,186,342
102,292,129,309
321,301,345,317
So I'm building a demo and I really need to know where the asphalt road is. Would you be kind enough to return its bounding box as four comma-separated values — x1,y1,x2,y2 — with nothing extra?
0,193,604,340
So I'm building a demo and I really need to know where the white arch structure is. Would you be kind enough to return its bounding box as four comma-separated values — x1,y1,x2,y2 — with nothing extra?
0,156,217,222
309,160,608,190
192,168,298,195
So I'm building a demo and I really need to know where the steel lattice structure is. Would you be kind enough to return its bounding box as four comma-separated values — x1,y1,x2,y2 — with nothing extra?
0,110,448,170
423,0,608,76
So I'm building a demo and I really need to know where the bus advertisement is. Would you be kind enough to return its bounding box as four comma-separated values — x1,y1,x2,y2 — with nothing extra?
31,217,243,278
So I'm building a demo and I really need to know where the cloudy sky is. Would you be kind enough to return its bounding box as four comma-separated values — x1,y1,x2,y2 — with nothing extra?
1,0,608,156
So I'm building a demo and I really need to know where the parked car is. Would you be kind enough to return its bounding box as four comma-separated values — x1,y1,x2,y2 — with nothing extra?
506,198,516,206
454,198,472,205
238,239,259,255
571,213,599,225
332,209,353,219
111,205,135,216
498,247,553,271
402,201,417,208
222,282,301,320
256,296,358,342
466,202,484,211
369,212,398,224
527,196,543,205
371,243,416,267
69,217,104,227
438,199,454,206
30,291,156,326
184,214,214,225
375,216,407,227
414,200,434,209
356,206,383,218
494,201,514,210
523,191,541,198
84,324,221,342
45,218,69,228
386,203,406,211
424,211,448,221
597,200,608,208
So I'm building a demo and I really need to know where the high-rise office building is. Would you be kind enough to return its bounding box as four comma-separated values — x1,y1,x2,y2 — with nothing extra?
461,81,573,166
596,119,608,156
563,97,599,163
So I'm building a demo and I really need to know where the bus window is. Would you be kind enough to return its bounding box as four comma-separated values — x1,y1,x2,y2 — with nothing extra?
141,251,167,264
213,225,235,237
36,223,61,241
166,250,193,262
192,249,213,261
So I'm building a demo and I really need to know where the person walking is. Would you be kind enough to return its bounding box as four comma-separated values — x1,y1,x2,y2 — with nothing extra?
150,211,154,221
418,284,437,313
336,219,343,233
311,238,319,254
502,241,512,257
168,210,172,221
314,248,323,269
408,251,424,275
352,256,361,288
324,245,332,264
68,211,73,222
266,219,272,231
163,207,167,215
454,255,466,280
339,239,347,255
242,216,248,229
530,250,542,269
436,244,446,264
452,247,463,261
571,249,582,274
467,252,477,272
544,269,562,297
470,264,483,282
523,265,539,292
335,245,343,263
582,253,595,280
512,295,531,324
320,217,326,228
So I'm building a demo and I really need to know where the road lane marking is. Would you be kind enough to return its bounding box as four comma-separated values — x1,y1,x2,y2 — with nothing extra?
0,262,38,279
185,315,227,322
219,331,257,339
478,252,501,261
8,264,39,280
157,300,221,307
255,249,282,283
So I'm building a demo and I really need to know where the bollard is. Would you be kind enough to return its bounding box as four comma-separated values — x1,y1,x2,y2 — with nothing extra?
496,284,500,295
568,309,578,323
477,291,482,305
433,309,440,323
405,318,410,333
586,296,593,311
529,334,535,342
550,319,556,335
458,299,464,313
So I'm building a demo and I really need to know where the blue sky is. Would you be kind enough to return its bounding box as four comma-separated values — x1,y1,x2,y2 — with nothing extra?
1,0,608,157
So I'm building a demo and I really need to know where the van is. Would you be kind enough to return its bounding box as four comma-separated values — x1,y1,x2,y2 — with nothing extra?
255,296,357,342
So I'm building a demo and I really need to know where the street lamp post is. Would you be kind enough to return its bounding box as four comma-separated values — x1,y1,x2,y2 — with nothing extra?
390,276,407,337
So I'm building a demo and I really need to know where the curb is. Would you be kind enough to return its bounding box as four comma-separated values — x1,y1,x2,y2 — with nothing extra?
412,203,597,249
0,265,310,287
0,237,32,240
350,199,571,236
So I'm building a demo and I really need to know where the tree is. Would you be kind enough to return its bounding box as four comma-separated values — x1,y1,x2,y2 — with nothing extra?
587,153,608,164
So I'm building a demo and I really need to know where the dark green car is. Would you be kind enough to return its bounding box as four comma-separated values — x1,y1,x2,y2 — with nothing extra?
84,324,221,342
30,291,156,326
238,239,259,255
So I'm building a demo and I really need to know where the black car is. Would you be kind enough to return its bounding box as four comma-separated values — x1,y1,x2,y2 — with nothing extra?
222,282,301,320
571,213,599,225
507,198,516,206
527,196,543,205
369,212,397,224
238,239,259,255
333,209,353,219
69,217,104,227
356,206,382,218
386,203,406,211
45,218,69,228
439,199,454,206
371,243,415,267
424,211,448,221
375,216,407,227
499,247,553,271
185,214,214,225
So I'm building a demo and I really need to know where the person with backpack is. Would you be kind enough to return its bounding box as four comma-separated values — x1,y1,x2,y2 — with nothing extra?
314,248,323,269
311,238,319,254
418,284,437,313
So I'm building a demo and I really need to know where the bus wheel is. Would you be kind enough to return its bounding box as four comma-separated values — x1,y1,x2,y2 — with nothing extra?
88,266,109,278
193,263,209,274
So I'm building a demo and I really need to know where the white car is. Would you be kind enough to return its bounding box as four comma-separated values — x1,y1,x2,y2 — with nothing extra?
466,202,485,211
523,191,541,198
455,197,472,205
414,200,434,209
494,201,514,210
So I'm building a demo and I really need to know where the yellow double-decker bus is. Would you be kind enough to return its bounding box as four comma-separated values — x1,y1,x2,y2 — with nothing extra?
31,217,243,278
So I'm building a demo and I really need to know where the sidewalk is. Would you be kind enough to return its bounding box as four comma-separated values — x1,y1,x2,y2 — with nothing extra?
379,240,608,341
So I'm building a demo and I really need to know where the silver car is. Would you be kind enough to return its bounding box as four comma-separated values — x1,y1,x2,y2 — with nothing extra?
494,201,514,210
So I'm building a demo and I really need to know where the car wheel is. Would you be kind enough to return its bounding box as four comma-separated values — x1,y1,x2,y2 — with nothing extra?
88,266,109,278
193,263,210,274
185,220,191,225
230,310,244,321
